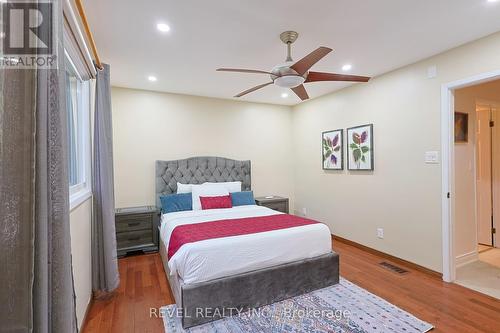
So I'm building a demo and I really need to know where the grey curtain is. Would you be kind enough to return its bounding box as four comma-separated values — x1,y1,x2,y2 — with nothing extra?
92,63,120,293
33,58,78,333
0,1,77,332
0,67,38,333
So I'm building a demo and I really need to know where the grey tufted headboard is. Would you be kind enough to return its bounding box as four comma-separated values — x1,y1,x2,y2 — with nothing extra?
155,156,251,208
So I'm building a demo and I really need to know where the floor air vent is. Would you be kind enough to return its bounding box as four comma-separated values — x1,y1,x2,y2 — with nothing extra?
379,262,409,274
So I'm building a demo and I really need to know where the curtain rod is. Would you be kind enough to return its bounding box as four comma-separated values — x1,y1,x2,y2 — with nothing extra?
74,0,103,71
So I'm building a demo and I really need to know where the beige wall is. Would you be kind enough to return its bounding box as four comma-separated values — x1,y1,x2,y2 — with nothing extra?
70,198,92,329
291,31,500,273
111,31,500,273
111,87,295,208
454,79,500,261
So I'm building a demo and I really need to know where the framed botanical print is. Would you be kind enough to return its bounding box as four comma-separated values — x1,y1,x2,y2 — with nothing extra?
347,124,374,170
322,129,343,170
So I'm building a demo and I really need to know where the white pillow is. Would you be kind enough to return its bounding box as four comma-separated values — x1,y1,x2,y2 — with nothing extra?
203,181,242,193
191,184,229,210
177,182,193,194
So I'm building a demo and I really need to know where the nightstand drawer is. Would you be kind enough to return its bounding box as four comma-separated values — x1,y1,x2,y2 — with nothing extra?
117,230,153,250
264,201,288,213
115,214,152,232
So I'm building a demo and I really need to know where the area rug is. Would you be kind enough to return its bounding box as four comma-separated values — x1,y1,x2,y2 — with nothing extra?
161,278,434,332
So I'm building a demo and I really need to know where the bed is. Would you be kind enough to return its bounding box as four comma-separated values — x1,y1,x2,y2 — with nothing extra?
156,156,339,328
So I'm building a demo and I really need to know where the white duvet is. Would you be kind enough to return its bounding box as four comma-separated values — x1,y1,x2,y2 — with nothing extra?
160,205,332,284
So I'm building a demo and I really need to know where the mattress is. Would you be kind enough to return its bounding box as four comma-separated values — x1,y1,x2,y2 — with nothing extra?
160,205,332,285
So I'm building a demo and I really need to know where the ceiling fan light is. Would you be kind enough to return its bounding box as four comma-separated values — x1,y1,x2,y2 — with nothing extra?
274,75,305,88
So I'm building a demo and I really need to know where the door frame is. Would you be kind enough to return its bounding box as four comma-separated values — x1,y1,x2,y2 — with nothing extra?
474,99,499,247
441,70,500,282
476,99,500,248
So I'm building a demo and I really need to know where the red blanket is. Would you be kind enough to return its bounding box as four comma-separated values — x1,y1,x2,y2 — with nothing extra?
168,214,319,258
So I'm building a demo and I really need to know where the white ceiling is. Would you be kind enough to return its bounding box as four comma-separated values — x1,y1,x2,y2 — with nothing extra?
82,0,500,106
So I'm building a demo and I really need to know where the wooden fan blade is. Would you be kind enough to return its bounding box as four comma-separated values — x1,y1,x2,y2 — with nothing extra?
217,68,273,75
291,85,309,101
290,47,333,76
305,71,371,83
234,82,273,97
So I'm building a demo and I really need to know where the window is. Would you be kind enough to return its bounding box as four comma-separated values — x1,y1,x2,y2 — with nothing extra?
66,52,91,210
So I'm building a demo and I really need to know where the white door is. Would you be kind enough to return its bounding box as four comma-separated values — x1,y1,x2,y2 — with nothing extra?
492,106,499,247
476,107,493,246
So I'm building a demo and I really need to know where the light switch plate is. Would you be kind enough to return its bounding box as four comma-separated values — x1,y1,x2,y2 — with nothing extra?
425,151,440,164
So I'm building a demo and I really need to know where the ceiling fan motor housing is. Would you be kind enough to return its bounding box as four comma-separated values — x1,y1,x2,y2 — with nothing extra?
271,62,306,88
271,31,305,88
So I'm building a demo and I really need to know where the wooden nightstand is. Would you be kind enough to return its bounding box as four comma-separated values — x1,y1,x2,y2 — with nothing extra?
254,196,289,214
115,206,159,257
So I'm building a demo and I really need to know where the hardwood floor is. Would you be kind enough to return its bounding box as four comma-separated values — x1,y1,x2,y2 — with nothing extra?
82,239,500,333
82,254,172,333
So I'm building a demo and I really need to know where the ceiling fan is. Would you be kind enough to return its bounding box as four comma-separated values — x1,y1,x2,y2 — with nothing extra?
217,31,371,101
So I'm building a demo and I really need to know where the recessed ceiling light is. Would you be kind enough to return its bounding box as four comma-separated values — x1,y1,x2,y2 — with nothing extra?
148,75,157,82
487,0,498,2
281,93,289,98
157,23,170,32
342,64,352,71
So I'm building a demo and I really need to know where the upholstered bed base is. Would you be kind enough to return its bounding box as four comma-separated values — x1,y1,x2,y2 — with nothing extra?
156,157,339,328
160,240,340,328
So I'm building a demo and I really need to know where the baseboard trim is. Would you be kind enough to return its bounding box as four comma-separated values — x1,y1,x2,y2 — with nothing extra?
332,234,442,279
455,251,478,268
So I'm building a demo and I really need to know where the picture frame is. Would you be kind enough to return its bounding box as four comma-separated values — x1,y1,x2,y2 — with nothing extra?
347,124,374,171
454,112,468,143
322,129,344,170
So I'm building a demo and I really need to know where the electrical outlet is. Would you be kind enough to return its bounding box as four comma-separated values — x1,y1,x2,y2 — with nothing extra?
302,207,307,216
377,228,384,239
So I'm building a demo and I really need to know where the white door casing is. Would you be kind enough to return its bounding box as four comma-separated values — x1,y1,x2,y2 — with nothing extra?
476,105,493,246
441,70,500,283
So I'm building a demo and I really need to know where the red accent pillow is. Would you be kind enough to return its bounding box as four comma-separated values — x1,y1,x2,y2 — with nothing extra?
200,195,233,210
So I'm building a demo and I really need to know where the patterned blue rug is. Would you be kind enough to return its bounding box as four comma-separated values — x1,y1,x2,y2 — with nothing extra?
161,278,434,332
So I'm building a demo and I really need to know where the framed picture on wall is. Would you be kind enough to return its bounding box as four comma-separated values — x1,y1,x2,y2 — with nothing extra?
454,112,468,143
322,129,343,170
347,124,374,170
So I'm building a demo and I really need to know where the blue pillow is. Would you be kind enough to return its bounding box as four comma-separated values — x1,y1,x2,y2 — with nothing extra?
230,191,255,206
160,193,192,213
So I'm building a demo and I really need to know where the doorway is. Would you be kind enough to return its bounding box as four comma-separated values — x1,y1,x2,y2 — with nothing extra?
441,71,500,283
448,79,500,299
476,101,498,249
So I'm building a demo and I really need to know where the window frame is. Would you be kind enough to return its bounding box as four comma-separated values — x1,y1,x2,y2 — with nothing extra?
65,50,92,211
